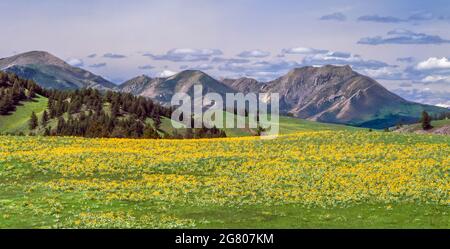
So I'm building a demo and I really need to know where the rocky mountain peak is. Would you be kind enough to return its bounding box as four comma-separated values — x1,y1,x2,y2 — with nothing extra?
0,51,69,69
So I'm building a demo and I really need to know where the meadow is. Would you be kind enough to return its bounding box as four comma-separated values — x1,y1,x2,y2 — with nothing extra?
0,130,448,228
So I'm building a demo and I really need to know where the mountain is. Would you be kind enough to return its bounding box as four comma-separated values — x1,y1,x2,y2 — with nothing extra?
221,77,262,94
119,74,156,95
222,65,447,128
4,51,444,129
120,70,236,105
0,51,116,90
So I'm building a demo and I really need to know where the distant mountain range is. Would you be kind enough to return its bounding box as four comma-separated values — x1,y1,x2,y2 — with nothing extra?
1,51,447,128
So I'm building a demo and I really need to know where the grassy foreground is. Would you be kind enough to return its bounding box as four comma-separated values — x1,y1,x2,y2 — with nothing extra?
0,130,448,228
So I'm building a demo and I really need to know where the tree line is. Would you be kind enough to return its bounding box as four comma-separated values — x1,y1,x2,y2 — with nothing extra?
0,71,45,115
1,71,226,139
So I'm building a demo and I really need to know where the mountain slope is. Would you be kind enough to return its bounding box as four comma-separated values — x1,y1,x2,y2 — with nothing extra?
221,77,262,94
224,65,447,128
119,75,155,95
0,95,48,134
0,51,116,90
120,70,236,105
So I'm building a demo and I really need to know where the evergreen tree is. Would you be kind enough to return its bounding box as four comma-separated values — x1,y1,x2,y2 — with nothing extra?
56,117,66,134
143,125,160,139
41,110,49,126
421,111,433,130
29,111,38,130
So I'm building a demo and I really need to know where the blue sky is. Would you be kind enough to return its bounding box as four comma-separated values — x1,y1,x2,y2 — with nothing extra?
1,0,449,107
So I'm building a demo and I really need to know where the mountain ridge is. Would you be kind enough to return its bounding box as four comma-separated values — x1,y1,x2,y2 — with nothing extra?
0,51,116,90
2,51,447,128
120,70,236,106
222,65,447,128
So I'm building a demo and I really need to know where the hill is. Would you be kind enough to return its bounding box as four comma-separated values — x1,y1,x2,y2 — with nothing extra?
223,65,447,128
0,71,178,138
0,95,48,134
156,110,360,138
120,70,236,106
0,51,116,90
393,118,450,135
119,75,156,95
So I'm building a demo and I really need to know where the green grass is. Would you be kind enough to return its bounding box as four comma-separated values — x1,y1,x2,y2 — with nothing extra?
0,95,48,134
178,204,449,228
0,190,447,228
431,119,450,128
396,118,450,133
275,115,361,134
156,111,360,137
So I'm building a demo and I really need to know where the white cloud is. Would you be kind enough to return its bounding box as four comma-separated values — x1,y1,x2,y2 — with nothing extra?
193,64,214,70
302,51,391,70
393,88,450,106
159,69,177,77
422,75,450,83
416,57,450,70
218,59,300,81
319,12,347,21
237,49,270,58
436,102,450,108
281,47,328,55
144,48,222,62
360,67,405,80
66,58,84,67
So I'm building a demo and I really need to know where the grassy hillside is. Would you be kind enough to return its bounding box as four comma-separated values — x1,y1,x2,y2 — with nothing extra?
155,111,360,137
272,115,361,134
1,103,361,137
407,119,450,131
0,95,48,134
431,119,450,128
394,118,450,135
357,103,447,129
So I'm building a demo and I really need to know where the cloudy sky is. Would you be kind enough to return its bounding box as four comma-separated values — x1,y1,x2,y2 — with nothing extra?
1,0,449,107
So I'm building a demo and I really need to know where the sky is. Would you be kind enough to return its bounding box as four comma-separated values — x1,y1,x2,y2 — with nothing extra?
0,0,449,107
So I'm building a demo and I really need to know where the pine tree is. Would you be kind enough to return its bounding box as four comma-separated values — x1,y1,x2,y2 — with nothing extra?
421,111,433,130
41,110,49,126
56,116,66,134
29,111,38,130
154,115,161,130
143,125,160,139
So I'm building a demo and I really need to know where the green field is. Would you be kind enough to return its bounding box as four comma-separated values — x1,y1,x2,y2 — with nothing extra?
0,131,448,228
158,111,359,137
0,95,448,229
